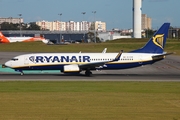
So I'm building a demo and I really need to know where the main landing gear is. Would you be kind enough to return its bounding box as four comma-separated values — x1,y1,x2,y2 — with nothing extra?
85,69,92,76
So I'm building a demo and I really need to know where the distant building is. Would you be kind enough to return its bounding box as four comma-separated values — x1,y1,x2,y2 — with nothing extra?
0,17,23,24
142,14,152,30
36,20,66,31
94,21,106,31
36,20,94,31
66,21,80,31
36,20,51,30
98,31,131,42
80,21,92,31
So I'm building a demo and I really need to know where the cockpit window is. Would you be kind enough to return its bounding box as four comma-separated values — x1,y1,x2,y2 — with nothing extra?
11,58,18,61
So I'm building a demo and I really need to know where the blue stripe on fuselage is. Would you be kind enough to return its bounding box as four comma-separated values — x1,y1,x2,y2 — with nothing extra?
104,60,154,69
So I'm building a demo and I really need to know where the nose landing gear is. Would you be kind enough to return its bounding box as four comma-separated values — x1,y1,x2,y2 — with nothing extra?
15,69,24,75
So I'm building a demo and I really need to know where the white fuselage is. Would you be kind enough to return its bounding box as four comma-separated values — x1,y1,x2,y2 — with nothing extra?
6,37,45,43
4,52,161,72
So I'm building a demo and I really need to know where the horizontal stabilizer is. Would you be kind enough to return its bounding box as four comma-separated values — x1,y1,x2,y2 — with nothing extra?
152,52,174,60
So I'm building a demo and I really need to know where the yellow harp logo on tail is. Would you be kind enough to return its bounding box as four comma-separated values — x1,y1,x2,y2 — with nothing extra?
152,34,164,49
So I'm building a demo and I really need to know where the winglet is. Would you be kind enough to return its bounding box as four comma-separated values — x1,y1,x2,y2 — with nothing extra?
113,50,123,61
102,48,107,53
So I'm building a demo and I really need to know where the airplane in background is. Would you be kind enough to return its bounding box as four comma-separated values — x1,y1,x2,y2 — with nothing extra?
2,23,172,76
0,32,46,43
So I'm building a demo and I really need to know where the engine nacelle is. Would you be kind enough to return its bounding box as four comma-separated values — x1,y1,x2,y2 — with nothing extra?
63,64,80,73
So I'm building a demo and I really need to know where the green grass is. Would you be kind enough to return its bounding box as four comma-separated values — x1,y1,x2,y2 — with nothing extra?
0,81,180,120
0,38,180,55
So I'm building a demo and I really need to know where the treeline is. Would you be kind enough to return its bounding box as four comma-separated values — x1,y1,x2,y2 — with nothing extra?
0,22,41,30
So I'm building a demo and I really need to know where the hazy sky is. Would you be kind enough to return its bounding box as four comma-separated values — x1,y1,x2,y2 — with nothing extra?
0,0,179,30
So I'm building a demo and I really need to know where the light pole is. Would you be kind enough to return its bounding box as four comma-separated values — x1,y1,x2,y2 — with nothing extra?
177,29,179,41
58,13,62,43
58,13,62,29
92,11,96,43
18,14,22,36
82,12,86,42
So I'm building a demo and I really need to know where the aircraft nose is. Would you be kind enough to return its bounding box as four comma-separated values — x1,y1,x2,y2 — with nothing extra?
2,61,11,68
2,64,7,68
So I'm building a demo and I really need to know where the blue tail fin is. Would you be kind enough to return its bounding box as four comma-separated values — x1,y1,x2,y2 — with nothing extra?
130,23,170,53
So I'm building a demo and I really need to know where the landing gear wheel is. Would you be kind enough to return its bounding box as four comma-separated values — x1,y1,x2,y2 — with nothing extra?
20,72,24,76
85,70,92,76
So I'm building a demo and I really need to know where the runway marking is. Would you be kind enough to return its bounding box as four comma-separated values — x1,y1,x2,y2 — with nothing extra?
162,61,180,70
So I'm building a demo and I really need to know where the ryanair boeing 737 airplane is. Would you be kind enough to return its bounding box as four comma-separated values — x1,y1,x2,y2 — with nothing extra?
2,23,171,76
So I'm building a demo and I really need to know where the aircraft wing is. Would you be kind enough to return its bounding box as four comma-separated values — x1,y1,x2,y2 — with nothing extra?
79,50,123,70
79,61,108,70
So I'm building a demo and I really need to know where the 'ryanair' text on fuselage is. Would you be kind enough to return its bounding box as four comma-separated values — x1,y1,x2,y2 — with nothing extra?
29,56,91,63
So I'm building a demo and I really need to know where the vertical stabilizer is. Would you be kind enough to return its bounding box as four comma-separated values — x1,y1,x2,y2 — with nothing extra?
131,23,170,53
0,32,10,43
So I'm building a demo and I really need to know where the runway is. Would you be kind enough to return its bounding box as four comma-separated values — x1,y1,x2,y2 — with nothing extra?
0,73,180,81
0,52,180,81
